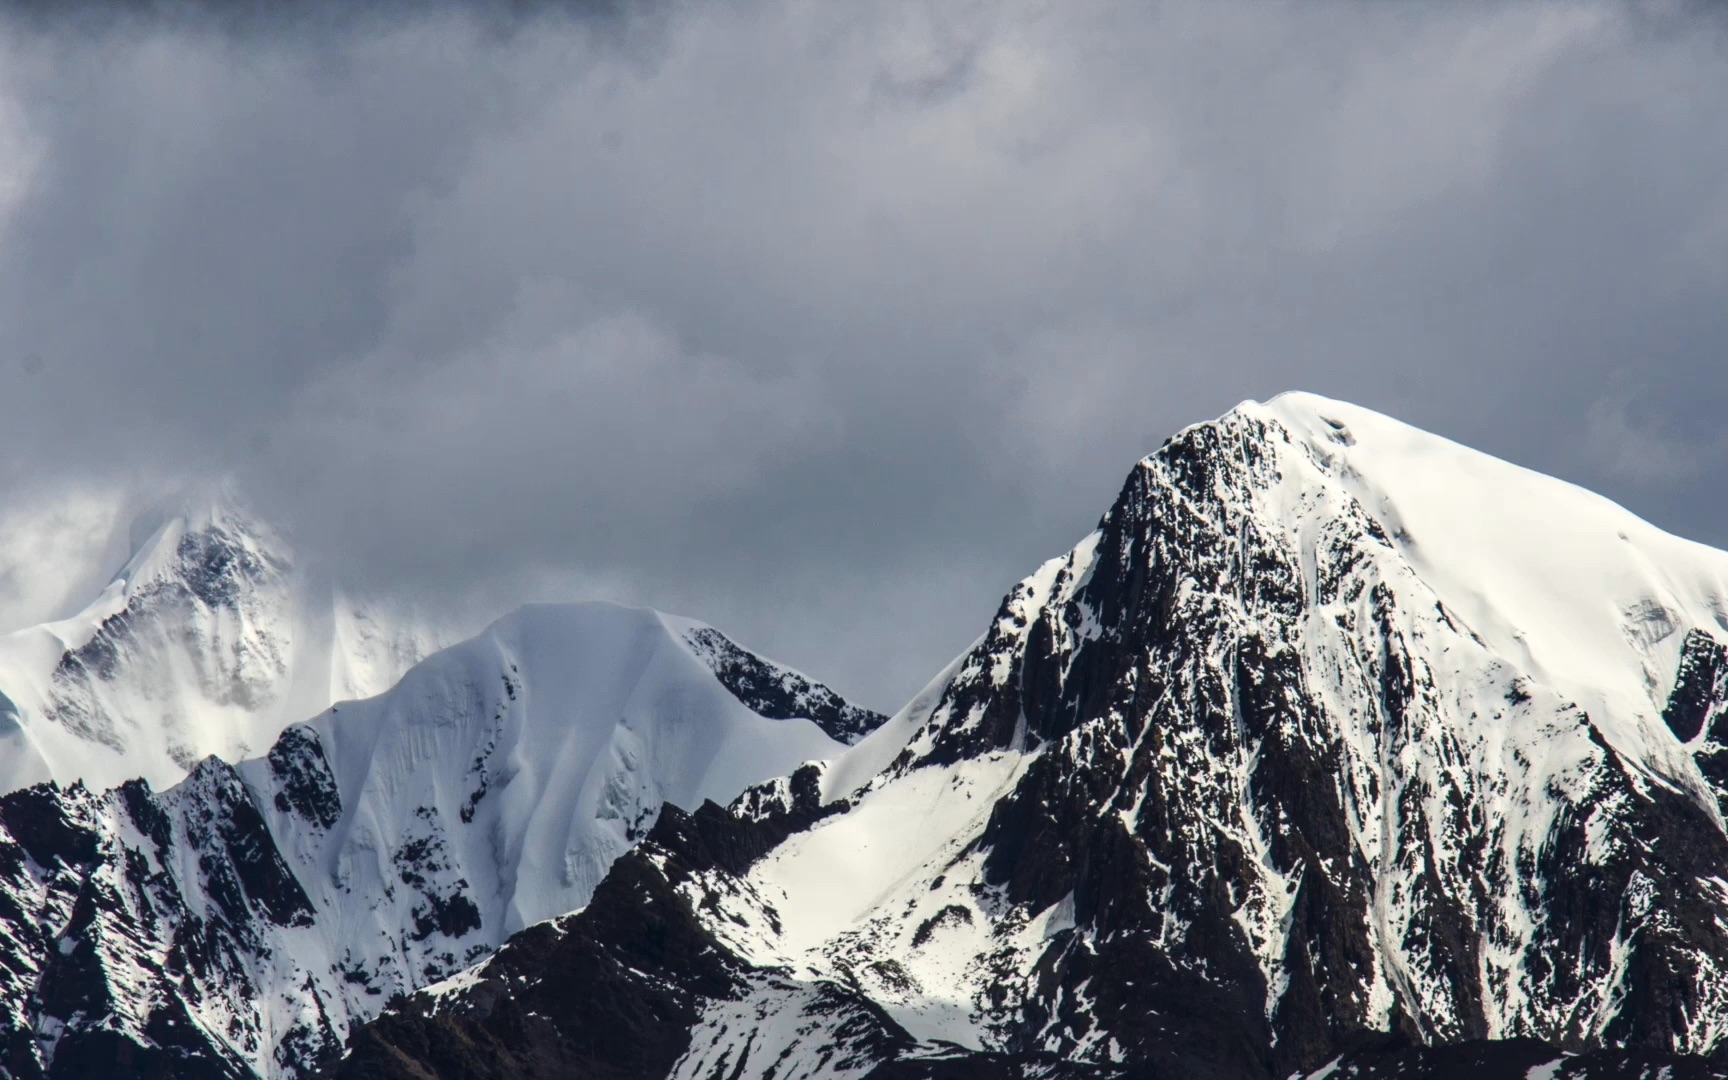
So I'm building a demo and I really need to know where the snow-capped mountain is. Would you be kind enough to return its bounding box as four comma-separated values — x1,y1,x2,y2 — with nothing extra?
338,394,1728,1079
0,494,447,794
0,601,881,1078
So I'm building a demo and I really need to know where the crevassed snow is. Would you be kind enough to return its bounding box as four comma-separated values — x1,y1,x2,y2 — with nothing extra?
27,391,1728,1076
265,602,845,944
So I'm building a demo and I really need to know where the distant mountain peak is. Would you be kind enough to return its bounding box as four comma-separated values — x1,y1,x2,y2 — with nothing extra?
0,599,877,1077
0,491,451,794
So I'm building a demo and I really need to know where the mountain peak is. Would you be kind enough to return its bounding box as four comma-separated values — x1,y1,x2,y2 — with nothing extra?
341,394,1728,1079
0,596,883,1076
0,493,449,794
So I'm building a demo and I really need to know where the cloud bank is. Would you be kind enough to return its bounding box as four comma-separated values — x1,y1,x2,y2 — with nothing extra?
1,0,1725,707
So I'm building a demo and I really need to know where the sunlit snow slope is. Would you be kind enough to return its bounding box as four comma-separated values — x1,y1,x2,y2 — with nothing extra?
348,393,1728,1080
0,494,446,794
0,601,870,1078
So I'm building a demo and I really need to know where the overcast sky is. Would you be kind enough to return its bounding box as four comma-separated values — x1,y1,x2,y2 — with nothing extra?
0,0,1725,711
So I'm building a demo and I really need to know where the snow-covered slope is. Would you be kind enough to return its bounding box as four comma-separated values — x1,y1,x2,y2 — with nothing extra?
345,393,1728,1080
0,494,447,794
0,601,874,1077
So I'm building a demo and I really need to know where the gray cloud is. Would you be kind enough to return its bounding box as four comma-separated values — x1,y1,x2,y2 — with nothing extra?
1,0,1726,709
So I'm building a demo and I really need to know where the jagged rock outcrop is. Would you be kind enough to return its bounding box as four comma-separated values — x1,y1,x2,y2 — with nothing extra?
683,627,886,744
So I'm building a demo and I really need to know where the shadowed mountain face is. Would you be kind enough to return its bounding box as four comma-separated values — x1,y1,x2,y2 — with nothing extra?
335,396,1728,1080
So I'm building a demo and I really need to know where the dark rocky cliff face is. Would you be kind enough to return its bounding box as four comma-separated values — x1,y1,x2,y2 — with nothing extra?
682,627,887,744
333,781,1728,1080
335,404,1728,1079
0,764,325,1080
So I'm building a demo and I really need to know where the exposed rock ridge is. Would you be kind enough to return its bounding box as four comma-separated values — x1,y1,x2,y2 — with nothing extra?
683,627,887,744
